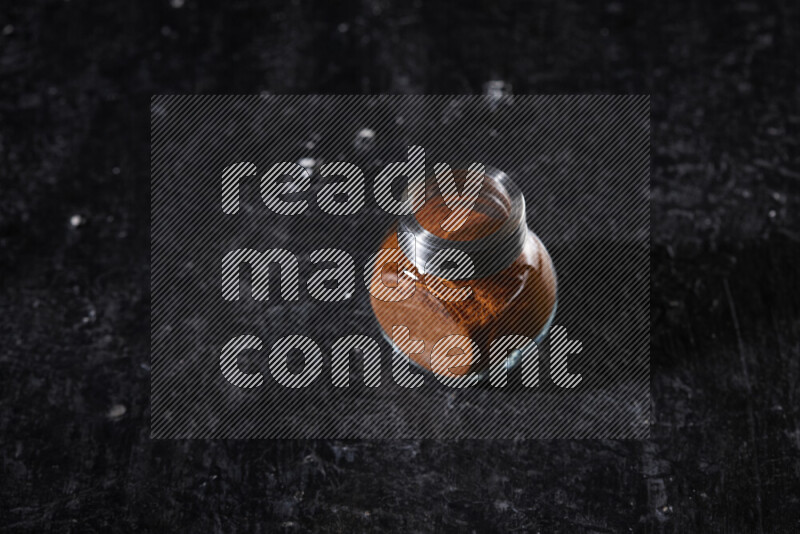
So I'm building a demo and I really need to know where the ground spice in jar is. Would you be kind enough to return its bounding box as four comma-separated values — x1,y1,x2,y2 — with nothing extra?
369,168,557,379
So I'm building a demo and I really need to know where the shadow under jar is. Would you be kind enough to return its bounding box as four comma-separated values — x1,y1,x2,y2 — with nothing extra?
369,167,557,383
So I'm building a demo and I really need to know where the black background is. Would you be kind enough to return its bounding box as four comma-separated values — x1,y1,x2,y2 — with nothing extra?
1,0,799,531
150,95,649,439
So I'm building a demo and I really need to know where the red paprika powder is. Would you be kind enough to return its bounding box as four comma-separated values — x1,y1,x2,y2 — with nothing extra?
369,167,557,380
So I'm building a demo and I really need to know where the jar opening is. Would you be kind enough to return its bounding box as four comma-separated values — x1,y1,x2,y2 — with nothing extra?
399,167,527,280
415,169,513,242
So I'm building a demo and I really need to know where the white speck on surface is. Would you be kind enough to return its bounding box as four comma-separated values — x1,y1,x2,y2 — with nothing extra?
354,128,376,150
493,500,512,513
107,404,127,420
3,25,14,36
484,80,509,97
298,158,316,172
170,0,185,8
81,306,97,325
768,209,776,218
484,80,512,109
304,141,316,150
357,128,375,139
337,22,349,33
112,166,121,175
69,214,85,227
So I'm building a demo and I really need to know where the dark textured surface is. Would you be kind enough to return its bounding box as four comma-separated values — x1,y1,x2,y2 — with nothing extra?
1,0,799,531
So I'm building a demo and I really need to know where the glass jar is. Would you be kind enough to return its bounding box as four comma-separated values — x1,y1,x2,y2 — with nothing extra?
369,167,557,383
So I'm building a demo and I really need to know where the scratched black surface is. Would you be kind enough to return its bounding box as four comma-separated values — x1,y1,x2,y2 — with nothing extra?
1,0,799,532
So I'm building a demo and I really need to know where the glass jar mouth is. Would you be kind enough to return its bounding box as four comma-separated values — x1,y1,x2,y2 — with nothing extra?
399,167,527,280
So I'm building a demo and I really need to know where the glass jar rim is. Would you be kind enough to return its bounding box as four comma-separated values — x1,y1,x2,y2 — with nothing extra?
399,166,527,280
